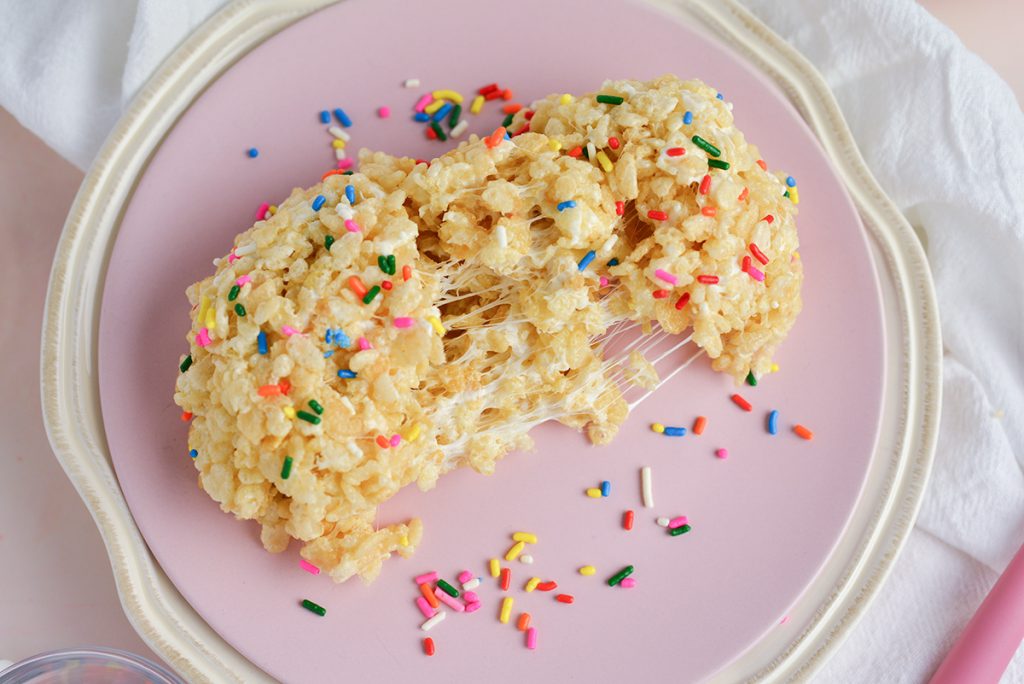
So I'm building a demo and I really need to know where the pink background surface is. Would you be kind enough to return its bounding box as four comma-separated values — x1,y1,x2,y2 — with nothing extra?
97,0,885,682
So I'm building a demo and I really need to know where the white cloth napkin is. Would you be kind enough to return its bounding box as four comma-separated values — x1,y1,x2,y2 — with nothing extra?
2,0,1021,681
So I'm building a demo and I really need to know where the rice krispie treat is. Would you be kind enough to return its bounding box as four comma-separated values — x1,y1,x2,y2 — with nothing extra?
174,75,801,583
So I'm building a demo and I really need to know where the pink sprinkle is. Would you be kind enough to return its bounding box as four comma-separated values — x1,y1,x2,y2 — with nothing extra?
235,275,252,286
526,627,538,650
255,202,270,221
434,587,465,612
336,158,354,170
227,249,240,263
415,596,436,618
715,448,729,459
457,570,474,583
344,219,362,233
620,578,637,589
463,591,479,603
654,269,678,285
195,328,211,347
414,94,433,112
299,559,321,575
378,106,391,118
668,516,689,529
780,615,791,625
747,266,765,282
393,317,415,328
599,276,609,288
389,434,401,447
465,601,482,613
358,337,371,350
281,326,304,337
415,571,438,585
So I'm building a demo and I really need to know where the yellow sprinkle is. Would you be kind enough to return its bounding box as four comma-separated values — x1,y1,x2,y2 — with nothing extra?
331,138,347,149
651,423,665,434
505,540,525,561
197,295,210,326
403,423,422,442
268,205,277,215
500,597,514,624
400,535,409,547
793,251,801,260
525,577,540,592
204,306,216,331
548,139,562,152
771,363,780,373
283,406,296,419
431,89,463,104
424,99,446,115
586,487,602,498
470,94,485,115
512,532,538,544
596,150,614,173
427,316,446,336
789,186,800,204
578,565,596,576
560,93,573,105
489,558,500,578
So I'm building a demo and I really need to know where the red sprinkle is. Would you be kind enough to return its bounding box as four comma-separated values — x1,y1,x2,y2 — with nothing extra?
536,581,558,592
381,280,393,291
756,159,767,170
500,567,511,591
652,289,670,299
742,255,752,272
257,385,282,397
731,394,753,412
485,127,507,149
608,136,620,150
278,379,291,395
615,200,624,216
674,292,691,310
647,210,668,221
321,168,344,182
478,83,499,95
666,147,685,157
484,89,504,101
762,214,775,224
623,510,635,530
376,435,390,448
738,187,750,201
502,103,523,114
750,243,769,264
180,411,192,421
701,206,717,217
501,89,514,100
414,159,429,166
425,125,437,140
697,275,719,284
513,123,530,137
555,594,575,604
568,146,583,158
699,174,711,195
403,265,413,281
423,637,435,656
524,110,535,120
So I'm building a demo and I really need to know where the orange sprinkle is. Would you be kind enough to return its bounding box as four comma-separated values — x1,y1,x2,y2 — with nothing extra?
420,582,439,608
376,435,390,449
568,146,583,158
485,127,507,148
701,206,717,217
180,411,192,421
693,416,708,435
502,103,522,114
348,276,368,298
756,159,767,170
517,612,532,631
321,169,344,182
258,385,282,397
731,394,753,412
423,637,435,656
402,265,412,281
794,424,815,440
500,567,511,591
501,88,513,100
278,379,291,395
738,187,750,201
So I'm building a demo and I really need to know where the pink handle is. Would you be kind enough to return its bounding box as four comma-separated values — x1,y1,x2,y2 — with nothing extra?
929,540,1024,684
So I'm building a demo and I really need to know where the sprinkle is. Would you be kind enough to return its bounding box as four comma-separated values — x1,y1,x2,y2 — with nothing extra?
478,83,499,95
756,159,768,170
578,250,597,271
526,627,538,650
648,210,668,221
403,78,420,88
195,328,211,347
520,554,534,564
436,578,461,599
303,400,322,417
664,427,686,437
358,337,371,350
691,135,721,157
567,145,582,158
450,120,469,138
277,455,293,479
257,331,268,354
362,286,381,304
333,108,352,127
189,448,198,459
747,265,765,281
697,275,719,284
596,94,624,105
731,394,753,411
340,218,360,233
651,423,666,434
768,410,779,435
599,277,609,288
746,371,758,387
525,577,540,592
579,566,596,576
557,200,577,212
484,89,503,101
393,317,415,329
501,89,513,100
470,94,485,114
505,541,526,561
786,176,797,187
596,150,614,172
425,316,446,337
608,136,620,149
502,113,514,128
693,416,707,435
432,89,464,104
432,102,453,122
324,235,334,250
420,582,440,608
615,200,625,215
517,612,532,631
413,112,430,123
336,158,353,170
600,480,611,497
258,384,282,397
699,175,712,195
246,148,259,158
319,110,330,124
327,126,350,141
536,581,558,592
331,139,347,150
641,466,653,508
738,187,750,201
484,127,506,148
500,567,511,591
675,292,691,310
501,103,522,115
311,195,326,211
555,594,575,604
794,424,814,440
512,531,537,544
749,244,770,267
669,524,692,536
586,487,602,498
179,355,193,373
463,578,481,591
715,448,729,459
465,601,482,613
500,597,514,624
607,565,634,587
375,435,389,449
654,268,677,285
607,258,620,267
668,516,689,529
623,510,634,530
548,139,562,152
620,578,637,589
771,363,780,373
301,599,326,617
708,159,731,170
683,111,693,124
415,571,439,586
656,517,670,527
417,594,436,619
489,558,500,578
234,303,246,316
421,611,446,632
296,410,320,425
430,121,447,141
283,406,296,419
337,369,357,379
560,93,573,104
666,147,686,157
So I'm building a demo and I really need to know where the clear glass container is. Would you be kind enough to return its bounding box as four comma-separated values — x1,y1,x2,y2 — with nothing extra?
0,648,183,684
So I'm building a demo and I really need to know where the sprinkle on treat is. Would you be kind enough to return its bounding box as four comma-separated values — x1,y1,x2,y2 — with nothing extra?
189,449,198,459
691,135,721,157
683,110,694,125
596,94,624,105
696,275,719,284
557,200,577,211
577,250,597,271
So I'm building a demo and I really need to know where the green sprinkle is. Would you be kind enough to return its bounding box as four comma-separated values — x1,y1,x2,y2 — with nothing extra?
430,121,447,141
502,113,515,128
691,135,721,157
669,524,692,536
228,285,241,301
386,254,396,275
448,103,462,129
308,399,324,415
436,579,460,598
607,565,634,587
234,303,246,316
342,170,354,175
581,145,590,159
362,285,381,304
179,354,193,373
296,410,321,425
378,255,389,273
746,371,757,386
783,190,791,198
707,159,731,170
596,94,624,105
301,599,326,617
281,456,293,479
324,235,335,251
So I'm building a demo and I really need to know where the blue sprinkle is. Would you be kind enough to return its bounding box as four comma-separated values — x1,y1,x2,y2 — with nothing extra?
332,330,351,348
345,184,356,204
786,176,796,187
325,329,333,344
683,111,693,125
337,369,357,379
323,350,334,358
312,194,326,211
664,426,687,437
716,92,724,100
413,112,430,122
768,410,779,435
504,131,511,140
257,330,268,355
189,449,198,459
607,258,620,267
333,108,352,127
432,103,453,122
577,250,596,271
319,110,330,124
556,200,577,212
246,148,259,158
600,480,611,497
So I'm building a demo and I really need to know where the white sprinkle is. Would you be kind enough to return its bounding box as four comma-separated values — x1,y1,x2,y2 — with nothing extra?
600,234,618,255
495,224,508,249
235,241,256,256
263,211,272,220
339,396,355,414
403,78,421,88
336,203,355,220
334,147,347,160
420,610,447,631
641,466,653,508
519,554,534,565
462,577,480,591
328,126,351,141
450,120,469,138
586,141,597,161
656,517,670,527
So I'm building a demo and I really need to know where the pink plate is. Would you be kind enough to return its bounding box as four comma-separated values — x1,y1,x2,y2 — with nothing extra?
99,0,884,681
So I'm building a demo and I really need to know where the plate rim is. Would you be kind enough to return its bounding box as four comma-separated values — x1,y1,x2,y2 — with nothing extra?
40,0,941,682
